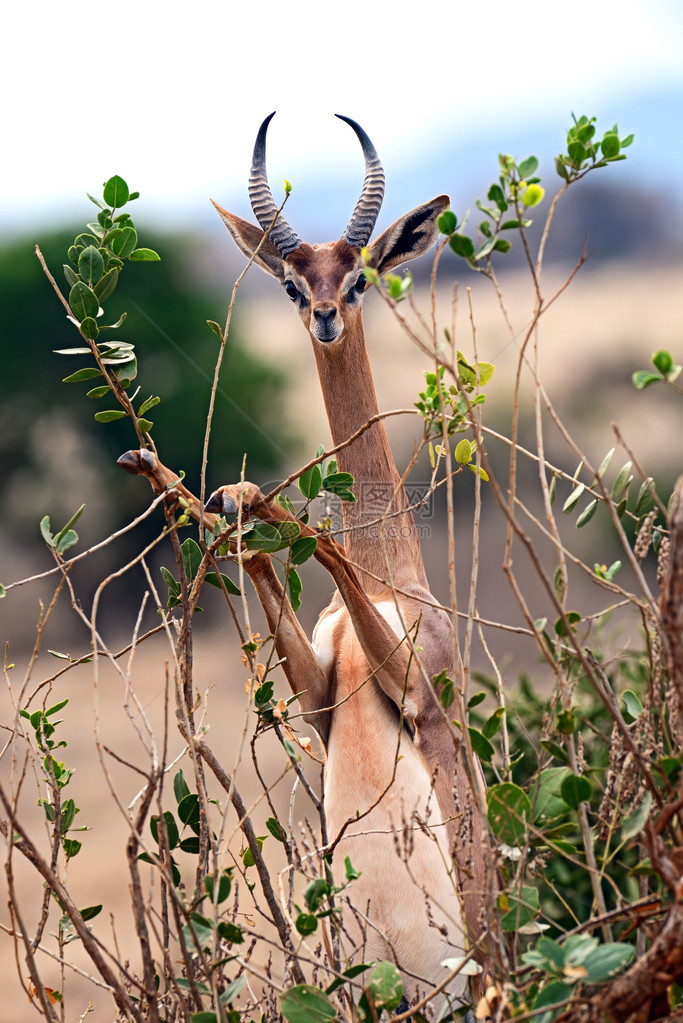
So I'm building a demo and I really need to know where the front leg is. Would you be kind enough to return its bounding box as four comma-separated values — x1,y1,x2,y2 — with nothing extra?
205,481,440,725
118,452,331,742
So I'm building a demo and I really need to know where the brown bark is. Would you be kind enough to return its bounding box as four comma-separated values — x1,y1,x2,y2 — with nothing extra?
661,474,683,741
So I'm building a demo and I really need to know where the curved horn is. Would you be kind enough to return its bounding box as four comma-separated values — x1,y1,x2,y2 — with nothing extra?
336,115,385,248
248,111,303,259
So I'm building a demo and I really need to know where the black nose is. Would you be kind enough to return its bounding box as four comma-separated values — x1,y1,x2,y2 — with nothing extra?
313,307,336,325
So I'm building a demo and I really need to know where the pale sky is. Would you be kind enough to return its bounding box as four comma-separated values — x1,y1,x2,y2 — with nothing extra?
3,0,682,234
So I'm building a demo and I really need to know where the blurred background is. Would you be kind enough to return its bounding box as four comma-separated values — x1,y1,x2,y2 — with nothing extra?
1,0,682,1015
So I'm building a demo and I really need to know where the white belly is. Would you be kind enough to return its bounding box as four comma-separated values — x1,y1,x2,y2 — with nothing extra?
312,601,467,1006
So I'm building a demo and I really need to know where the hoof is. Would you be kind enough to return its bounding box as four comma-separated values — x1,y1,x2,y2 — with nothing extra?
396,995,411,1020
206,488,238,516
117,448,157,475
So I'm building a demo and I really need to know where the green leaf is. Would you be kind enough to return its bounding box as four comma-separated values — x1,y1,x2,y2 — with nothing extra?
500,885,540,932
63,263,79,288
597,447,615,478
40,516,54,546
601,134,621,159
244,521,299,553
530,767,572,823
150,810,179,850
434,671,454,710
184,913,215,953
280,985,337,1022
295,912,318,935
468,463,489,482
568,140,587,166
532,980,573,1023
160,566,180,598
540,740,570,765
205,572,241,595
482,706,505,739
651,348,674,375
454,439,472,465
500,218,532,230
69,281,99,321
203,870,232,904
129,247,161,261
449,234,475,259
437,209,457,234
60,798,78,833
242,835,265,867
556,156,569,178
80,904,103,921
178,793,201,833
220,975,246,1004
554,610,581,638
325,963,372,995
78,246,104,285
323,471,354,495
288,568,302,612
622,792,652,842
518,156,539,178
191,1014,218,1023
254,680,274,707
136,418,153,433
622,689,644,722
468,727,495,763
365,961,403,1012
522,184,545,207
179,836,200,854
174,770,191,806
217,921,244,944
46,698,69,716
298,463,323,499
632,369,662,390
266,816,287,842
63,367,102,383
290,536,317,565
576,498,598,528
562,483,584,513
345,855,361,880
94,410,127,423
138,395,160,415
583,942,634,983
487,183,506,208
487,783,532,844
56,529,79,555
79,316,100,340
634,478,655,516
560,773,592,809
103,175,130,208
111,226,138,258
611,462,633,502
181,538,203,581
305,877,330,912
63,838,82,859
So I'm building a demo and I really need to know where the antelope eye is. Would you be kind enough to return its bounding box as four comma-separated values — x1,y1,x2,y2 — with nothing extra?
354,274,367,293
284,281,298,301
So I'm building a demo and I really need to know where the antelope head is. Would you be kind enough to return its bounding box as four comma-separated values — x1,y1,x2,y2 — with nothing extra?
213,113,449,346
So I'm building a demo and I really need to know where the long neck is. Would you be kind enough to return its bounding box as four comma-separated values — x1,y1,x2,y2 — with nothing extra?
311,321,428,592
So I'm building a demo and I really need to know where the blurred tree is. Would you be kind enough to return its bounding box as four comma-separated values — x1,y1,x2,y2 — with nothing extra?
0,228,295,547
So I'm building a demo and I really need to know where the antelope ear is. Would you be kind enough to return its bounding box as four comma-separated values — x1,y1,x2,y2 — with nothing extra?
367,195,450,275
212,200,286,282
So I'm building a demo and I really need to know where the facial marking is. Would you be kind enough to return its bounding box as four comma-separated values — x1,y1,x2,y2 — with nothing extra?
285,241,365,344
